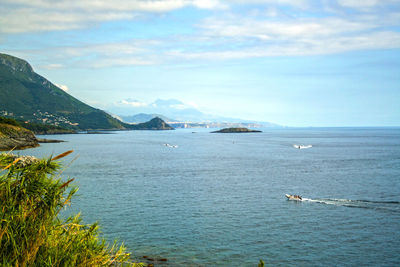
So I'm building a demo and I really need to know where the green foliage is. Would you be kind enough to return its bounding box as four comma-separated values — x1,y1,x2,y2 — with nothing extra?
0,152,143,266
16,120,76,135
0,116,74,135
258,259,265,267
0,117,20,127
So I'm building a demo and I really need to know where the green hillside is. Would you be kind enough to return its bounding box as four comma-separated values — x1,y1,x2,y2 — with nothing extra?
0,53,126,130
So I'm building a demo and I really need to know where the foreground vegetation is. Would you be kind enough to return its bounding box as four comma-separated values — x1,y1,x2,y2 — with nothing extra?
0,151,143,266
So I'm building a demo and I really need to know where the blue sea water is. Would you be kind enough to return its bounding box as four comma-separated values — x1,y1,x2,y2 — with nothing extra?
22,128,400,266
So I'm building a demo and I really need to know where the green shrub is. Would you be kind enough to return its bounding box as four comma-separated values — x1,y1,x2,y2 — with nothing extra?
0,151,143,266
0,116,20,126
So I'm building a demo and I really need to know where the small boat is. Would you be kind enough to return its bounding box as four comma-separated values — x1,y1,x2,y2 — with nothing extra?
293,144,312,149
164,143,178,148
285,194,303,201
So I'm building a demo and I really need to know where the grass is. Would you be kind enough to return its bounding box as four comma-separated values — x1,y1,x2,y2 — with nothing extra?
0,151,144,266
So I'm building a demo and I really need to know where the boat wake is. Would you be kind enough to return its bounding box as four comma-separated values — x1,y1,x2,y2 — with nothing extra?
293,144,312,149
302,198,400,212
164,143,178,148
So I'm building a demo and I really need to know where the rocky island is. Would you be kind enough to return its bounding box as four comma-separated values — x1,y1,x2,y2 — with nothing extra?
129,117,174,130
211,127,262,133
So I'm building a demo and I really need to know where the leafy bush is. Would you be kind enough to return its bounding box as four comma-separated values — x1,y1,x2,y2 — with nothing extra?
0,116,20,126
0,151,143,266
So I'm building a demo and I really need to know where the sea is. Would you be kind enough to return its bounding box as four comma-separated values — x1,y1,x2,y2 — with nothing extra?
20,127,400,266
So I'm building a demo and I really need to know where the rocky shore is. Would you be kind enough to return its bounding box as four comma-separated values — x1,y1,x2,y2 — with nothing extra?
36,138,65,143
0,123,39,150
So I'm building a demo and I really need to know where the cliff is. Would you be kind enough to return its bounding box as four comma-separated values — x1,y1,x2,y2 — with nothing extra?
0,123,39,150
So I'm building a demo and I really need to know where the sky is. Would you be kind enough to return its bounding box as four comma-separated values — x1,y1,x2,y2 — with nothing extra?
1,0,399,126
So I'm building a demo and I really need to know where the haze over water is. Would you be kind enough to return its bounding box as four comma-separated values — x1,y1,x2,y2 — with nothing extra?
24,128,400,266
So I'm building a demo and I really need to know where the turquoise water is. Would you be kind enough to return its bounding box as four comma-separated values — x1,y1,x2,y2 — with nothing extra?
22,128,400,266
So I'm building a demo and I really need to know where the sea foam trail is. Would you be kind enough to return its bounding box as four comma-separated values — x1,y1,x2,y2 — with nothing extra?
293,144,312,149
302,198,400,212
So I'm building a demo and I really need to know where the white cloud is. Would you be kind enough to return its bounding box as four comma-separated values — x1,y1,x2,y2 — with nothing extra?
2,0,399,67
3,0,191,12
119,99,148,107
113,98,199,113
1,0,399,34
167,31,400,60
187,101,199,109
170,104,188,110
227,0,310,8
43,63,65,70
193,0,227,9
7,40,161,69
182,11,400,60
168,100,199,110
55,83,69,92
0,7,136,33
200,15,384,40
336,0,399,8
0,0,225,33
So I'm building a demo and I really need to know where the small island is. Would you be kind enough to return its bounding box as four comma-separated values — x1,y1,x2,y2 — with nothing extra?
211,127,262,133
129,117,174,130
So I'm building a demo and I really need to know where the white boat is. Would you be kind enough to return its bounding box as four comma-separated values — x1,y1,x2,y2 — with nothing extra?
285,194,303,201
293,144,312,149
164,143,178,148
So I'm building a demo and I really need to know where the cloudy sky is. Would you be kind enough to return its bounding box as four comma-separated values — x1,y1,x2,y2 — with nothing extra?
1,0,399,126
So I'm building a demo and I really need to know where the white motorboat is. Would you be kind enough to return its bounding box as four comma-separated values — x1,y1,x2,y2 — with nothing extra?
293,144,312,149
285,194,303,201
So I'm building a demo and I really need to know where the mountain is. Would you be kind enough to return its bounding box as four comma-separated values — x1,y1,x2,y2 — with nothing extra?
109,98,205,122
109,98,282,127
120,113,174,123
129,117,174,130
0,53,126,130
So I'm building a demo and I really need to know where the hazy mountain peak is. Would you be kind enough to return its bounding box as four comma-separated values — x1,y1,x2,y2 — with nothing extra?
153,99,183,107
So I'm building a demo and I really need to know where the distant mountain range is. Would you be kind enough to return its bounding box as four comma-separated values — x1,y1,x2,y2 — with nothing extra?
0,53,279,131
109,99,281,127
0,53,177,131
109,98,206,122
120,113,175,123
